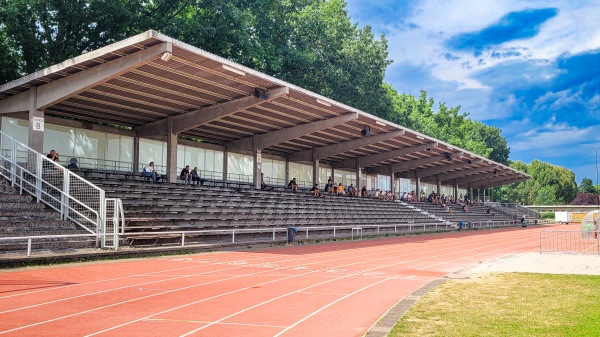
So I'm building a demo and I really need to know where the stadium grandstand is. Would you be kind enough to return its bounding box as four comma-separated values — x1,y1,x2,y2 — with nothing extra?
0,30,534,258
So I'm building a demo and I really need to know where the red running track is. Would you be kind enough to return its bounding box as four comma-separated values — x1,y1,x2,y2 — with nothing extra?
0,225,552,337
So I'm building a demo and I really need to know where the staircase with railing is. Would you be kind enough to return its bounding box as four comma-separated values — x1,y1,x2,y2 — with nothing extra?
0,131,123,250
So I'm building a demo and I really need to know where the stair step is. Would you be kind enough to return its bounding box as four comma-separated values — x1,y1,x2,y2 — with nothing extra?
0,202,46,210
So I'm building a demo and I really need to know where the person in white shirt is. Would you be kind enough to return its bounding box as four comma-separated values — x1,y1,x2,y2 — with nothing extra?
142,161,158,182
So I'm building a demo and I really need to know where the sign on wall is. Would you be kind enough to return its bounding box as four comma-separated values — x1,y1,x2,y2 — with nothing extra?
32,117,44,132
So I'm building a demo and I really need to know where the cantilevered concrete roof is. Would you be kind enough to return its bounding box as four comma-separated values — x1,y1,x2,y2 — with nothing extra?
0,30,528,188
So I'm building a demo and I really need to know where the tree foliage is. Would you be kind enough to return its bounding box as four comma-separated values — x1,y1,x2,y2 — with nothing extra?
570,193,600,205
493,160,577,205
382,88,510,163
578,178,597,194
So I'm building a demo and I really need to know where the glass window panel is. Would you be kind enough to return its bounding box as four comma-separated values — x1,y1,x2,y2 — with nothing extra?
74,129,105,169
213,150,224,176
45,124,74,166
139,138,165,172
2,117,29,146
119,136,134,171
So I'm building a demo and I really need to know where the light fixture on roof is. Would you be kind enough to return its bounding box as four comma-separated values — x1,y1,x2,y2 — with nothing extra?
222,64,246,76
361,125,372,137
316,99,332,107
494,168,498,175
254,88,267,100
160,51,172,62
445,152,453,161
426,148,431,152
467,159,472,164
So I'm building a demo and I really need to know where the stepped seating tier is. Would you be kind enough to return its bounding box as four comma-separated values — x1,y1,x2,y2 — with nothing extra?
413,202,515,223
0,178,96,254
86,177,444,246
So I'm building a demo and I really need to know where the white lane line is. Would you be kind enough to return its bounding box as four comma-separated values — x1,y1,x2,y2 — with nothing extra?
144,318,287,328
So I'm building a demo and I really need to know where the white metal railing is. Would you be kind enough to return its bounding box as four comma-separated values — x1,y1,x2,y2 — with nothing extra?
540,230,600,255
0,131,123,248
1,220,529,257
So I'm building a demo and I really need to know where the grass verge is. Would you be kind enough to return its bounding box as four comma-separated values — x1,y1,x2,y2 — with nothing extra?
389,273,600,337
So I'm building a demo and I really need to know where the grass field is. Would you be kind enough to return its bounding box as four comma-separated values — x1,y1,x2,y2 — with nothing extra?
389,273,600,337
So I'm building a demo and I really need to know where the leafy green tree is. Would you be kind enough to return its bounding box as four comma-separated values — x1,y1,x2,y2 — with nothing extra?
578,178,597,194
534,185,558,205
495,160,577,205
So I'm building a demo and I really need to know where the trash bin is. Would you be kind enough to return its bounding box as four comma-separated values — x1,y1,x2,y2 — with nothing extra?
287,227,297,243
467,221,473,230
534,219,538,225
457,221,464,230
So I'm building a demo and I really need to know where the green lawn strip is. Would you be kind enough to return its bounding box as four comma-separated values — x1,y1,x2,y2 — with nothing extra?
389,273,600,337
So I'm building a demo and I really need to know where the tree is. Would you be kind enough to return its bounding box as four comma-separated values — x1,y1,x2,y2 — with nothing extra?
578,178,597,194
570,193,600,205
496,160,577,205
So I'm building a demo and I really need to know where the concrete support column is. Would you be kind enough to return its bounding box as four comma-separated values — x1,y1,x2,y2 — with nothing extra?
453,179,459,202
284,159,289,185
355,157,361,189
28,87,44,153
165,117,178,182
389,165,394,195
483,188,486,205
133,136,140,172
469,185,474,202
436,174,441,194
223,151,228,181
415,172,421,202
253,136,262,190
312,148,319,187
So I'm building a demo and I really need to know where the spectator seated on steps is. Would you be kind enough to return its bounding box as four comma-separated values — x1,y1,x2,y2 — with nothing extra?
288,178,298,192
142,161,159,182
180,165,192,185
191,167,205,186
310,184,322,198
361,186,368,198
260,173,274,191
67,158,78,170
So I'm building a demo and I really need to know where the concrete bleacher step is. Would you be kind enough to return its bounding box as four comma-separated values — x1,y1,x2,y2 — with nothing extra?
0,176,96,253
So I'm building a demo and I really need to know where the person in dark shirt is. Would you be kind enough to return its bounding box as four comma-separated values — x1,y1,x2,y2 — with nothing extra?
310,184,321,197
180,165,191,184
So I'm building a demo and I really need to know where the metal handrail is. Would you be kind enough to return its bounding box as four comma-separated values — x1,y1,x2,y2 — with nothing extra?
1,220,530,257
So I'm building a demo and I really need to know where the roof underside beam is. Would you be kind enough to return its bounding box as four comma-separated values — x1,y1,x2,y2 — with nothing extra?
452,171,499,186
367,154,447,175
0,91,29,114
36,42,172,111
135,86,289,138
334,142,438,169
428,164,496,183
225,112,359,152
288,130,405,162
472,175,526,188
479,177,529,189
396,158,475,179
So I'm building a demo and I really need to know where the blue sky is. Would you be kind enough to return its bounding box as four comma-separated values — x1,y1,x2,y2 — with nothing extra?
344,0,600,183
